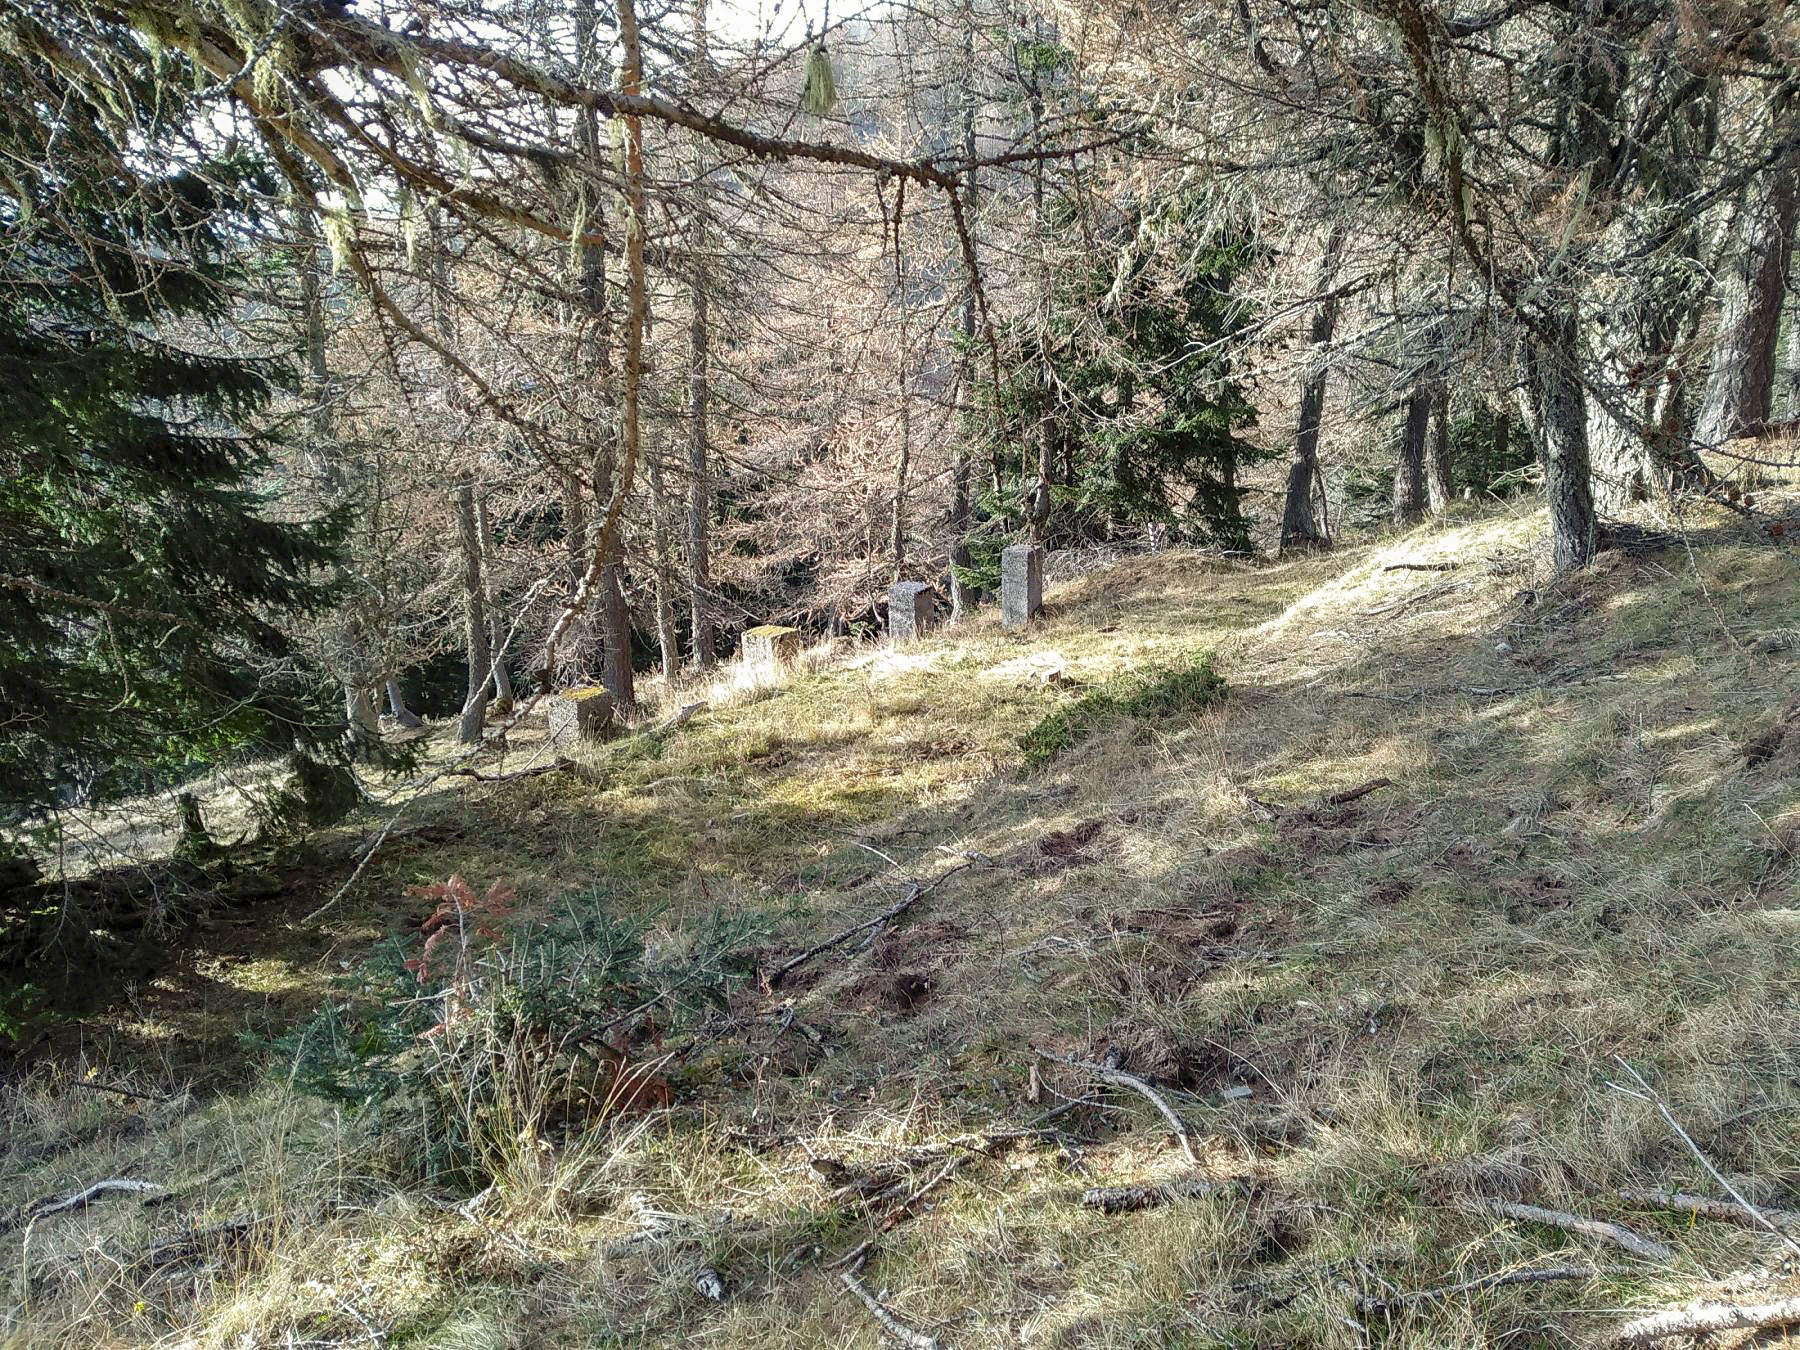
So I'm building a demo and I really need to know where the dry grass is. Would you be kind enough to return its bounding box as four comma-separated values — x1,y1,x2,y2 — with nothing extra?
8,497,1800,1346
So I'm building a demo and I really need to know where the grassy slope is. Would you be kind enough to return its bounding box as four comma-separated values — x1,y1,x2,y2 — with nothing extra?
6,501,1800,1347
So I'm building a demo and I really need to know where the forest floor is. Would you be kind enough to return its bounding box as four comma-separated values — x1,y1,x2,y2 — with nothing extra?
6,496,1800,1348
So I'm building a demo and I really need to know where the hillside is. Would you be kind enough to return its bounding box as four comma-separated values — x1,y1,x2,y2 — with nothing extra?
7,500,1800,1348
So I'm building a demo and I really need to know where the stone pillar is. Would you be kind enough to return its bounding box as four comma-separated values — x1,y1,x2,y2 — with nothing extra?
548,686,615,749
741,624,801,671
887,581,936,642
1000,544,1044,629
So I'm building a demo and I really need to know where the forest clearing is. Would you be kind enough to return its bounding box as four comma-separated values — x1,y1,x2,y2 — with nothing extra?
6,1,1800,1345
9,498,1800,1346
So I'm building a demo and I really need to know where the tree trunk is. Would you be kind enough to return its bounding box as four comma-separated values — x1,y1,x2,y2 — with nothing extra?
889,217,912,580
1696,149,1798,444
1280,226,1344,553
686,0,716,669
947,0,978,617
649,452,681,677
476,495,512,708
1392,386,1430,524
344,682,381,743
1425,377,1453,513
385,679,423,730
456,472,492,743
1522,319,1598,572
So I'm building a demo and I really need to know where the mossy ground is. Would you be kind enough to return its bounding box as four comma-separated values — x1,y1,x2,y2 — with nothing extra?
7,497,1800,1347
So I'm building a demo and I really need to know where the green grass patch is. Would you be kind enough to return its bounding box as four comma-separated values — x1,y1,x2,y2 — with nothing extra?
1019,653,1227,765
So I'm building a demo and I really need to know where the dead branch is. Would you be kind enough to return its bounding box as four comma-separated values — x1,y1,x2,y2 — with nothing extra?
1609,1058,1800,1261
1620,1187,1800,1232
1356,1264,1599,1315
839,1262,940,1350
1081,1175,1235,1214
1325,777,1394,806
1382,562,1460,571
1037,1051,1201,1165
1468,1198,1673,1263
63,1080,160,1103
1610,1294,1800,1346
650,702,706,735
0,1178,164,1236
765,859,980,988
443,757,575,783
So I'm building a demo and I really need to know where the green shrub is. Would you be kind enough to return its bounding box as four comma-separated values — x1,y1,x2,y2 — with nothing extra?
1020,655,1227,765
264,874,764,1187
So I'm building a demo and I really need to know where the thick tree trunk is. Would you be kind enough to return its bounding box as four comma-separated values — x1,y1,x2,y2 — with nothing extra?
1521,319,1598,572
1696,151,1798,444
1392,386,1430,524
344,682,381,745
1280,226,1345,553
686,0,716,669
456,473,492,743
1425,377,1453,513
385,679,423,730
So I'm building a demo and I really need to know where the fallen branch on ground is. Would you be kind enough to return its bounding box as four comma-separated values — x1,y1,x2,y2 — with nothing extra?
63,1080,160,1104
1383,562,1459,572
0,1178,164,1236
1609,1058,1800,1261
1610,1294,1800,1345
1468,1198,1673,1263
1620,1187,1800,1232
650,701,706,734
1081,1175,1235,1214
443,757,575,784
1037,1051,1201,1165
840,1261,940,1350
1325,777,1393,806
1356,1264,1599,1315
765,858,981,988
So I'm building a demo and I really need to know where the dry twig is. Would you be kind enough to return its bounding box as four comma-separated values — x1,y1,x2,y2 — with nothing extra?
1620,1187,1800,1233
1038,1051,1201,1165
765,858,980,987
0,1178,164,1236
1356,1264,1599,1315
1468,1198,1673,1263
1325,777,1393,806
839,1262,940,1350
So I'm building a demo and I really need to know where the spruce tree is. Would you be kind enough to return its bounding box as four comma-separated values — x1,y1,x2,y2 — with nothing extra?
0,27,350,825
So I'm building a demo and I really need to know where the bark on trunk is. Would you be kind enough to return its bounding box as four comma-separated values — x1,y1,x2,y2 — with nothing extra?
947,0,978,617
1279,226,1345,553
385,679,423,730
1522,319,1598,572
889,217,912,580
1425,377,1453,513
1696,150,1798,444
1392,386,1430,524
456,473,492,743
344,682,381,744
476,495,512,708
686,0,716,669
649,453,681,677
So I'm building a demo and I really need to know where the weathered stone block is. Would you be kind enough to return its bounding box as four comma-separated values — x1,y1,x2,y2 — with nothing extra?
741,624,801,671
887,581,936,642
1000,543,1045,629
548,686,615,749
